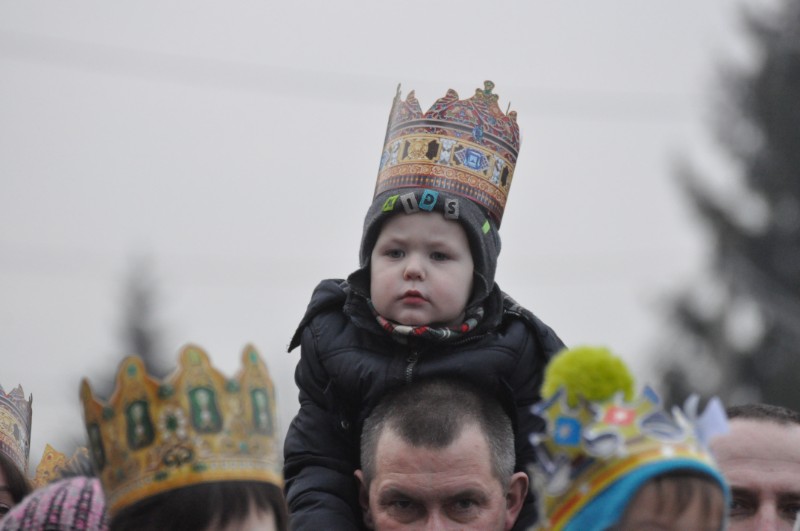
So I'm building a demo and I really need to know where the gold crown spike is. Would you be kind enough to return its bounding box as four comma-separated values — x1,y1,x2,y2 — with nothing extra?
32,444,91,488
0,383,33,474
529,385,725,531
376,81,520,226
80,344,282,516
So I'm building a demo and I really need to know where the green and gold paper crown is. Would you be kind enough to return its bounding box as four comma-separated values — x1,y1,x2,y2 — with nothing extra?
0,383,33,474
376,81,520,226
80,344,281,516
529,346,727,531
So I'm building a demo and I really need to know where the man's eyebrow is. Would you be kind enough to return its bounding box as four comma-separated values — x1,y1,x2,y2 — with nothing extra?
444,488,489,502
377,487,413,501
730,487,757,498
777,492,800,502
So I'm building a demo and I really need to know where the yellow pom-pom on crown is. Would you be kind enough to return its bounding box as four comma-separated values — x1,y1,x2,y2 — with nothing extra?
541,346,634,407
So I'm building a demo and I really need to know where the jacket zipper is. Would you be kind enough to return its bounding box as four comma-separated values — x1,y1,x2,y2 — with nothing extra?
405,351,419,383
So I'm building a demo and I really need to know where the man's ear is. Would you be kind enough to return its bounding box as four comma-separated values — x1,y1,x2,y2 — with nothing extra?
354,469,375,530
503,471,529,531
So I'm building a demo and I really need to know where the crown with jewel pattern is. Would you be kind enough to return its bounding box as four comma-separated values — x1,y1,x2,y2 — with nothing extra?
376,81,520,226
80,344,281,516
529,346,728,531
0,383,33,475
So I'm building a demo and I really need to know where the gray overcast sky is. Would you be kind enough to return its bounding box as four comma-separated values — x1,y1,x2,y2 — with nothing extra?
0,0,771,470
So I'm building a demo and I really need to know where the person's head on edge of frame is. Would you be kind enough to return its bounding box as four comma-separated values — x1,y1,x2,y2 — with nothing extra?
711,403,800,531
0,453,31,518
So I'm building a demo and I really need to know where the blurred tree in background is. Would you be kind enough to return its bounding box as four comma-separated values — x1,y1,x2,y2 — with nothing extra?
658,0,800,410
120,256,168,378
90,256,168,399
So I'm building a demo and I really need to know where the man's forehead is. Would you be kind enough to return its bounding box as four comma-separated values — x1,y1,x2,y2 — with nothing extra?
713,418,800,494
374,424,494,475
377,421,484,451
713,418,800,460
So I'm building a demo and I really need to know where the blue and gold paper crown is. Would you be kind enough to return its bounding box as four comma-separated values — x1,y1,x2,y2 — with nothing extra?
529,347,728,531
80,344,281,516
0,383,33,474
376,81,520,226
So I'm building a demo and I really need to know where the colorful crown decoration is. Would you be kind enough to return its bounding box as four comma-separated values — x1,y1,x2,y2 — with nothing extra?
80,344,282,516
529,347,727,531
376,81,520,226
0,383,33,474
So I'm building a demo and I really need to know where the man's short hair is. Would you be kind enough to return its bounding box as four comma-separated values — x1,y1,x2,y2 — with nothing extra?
360,378,515,488
726,403,800,426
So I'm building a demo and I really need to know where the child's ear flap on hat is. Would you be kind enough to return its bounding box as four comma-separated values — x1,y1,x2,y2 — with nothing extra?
470,270,491,304
347,264,371,296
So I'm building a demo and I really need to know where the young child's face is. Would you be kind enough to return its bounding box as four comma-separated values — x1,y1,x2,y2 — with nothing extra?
615,476,725,531
370,212,474,327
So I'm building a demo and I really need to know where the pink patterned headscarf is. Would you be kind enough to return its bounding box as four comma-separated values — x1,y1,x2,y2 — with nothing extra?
0,476,108,530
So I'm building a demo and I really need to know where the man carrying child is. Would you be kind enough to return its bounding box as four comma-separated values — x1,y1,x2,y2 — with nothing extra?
284,81,564,529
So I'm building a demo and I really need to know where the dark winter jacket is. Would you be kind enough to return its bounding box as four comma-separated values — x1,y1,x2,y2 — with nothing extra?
284,278,565,530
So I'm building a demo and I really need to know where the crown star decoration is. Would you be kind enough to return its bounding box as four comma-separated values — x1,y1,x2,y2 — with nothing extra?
529,347,727,531
376,80,520,226
0,383,33,474
80,344,281,516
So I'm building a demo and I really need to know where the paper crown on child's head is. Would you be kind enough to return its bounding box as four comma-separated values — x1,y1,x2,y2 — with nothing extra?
0,382,33,474
375,81,520,227
529,346,729,531
80,344,282,516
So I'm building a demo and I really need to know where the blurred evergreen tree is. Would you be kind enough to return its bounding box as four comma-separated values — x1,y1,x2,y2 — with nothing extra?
658,0,800,410
119,256,169,379
90,256,169,400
